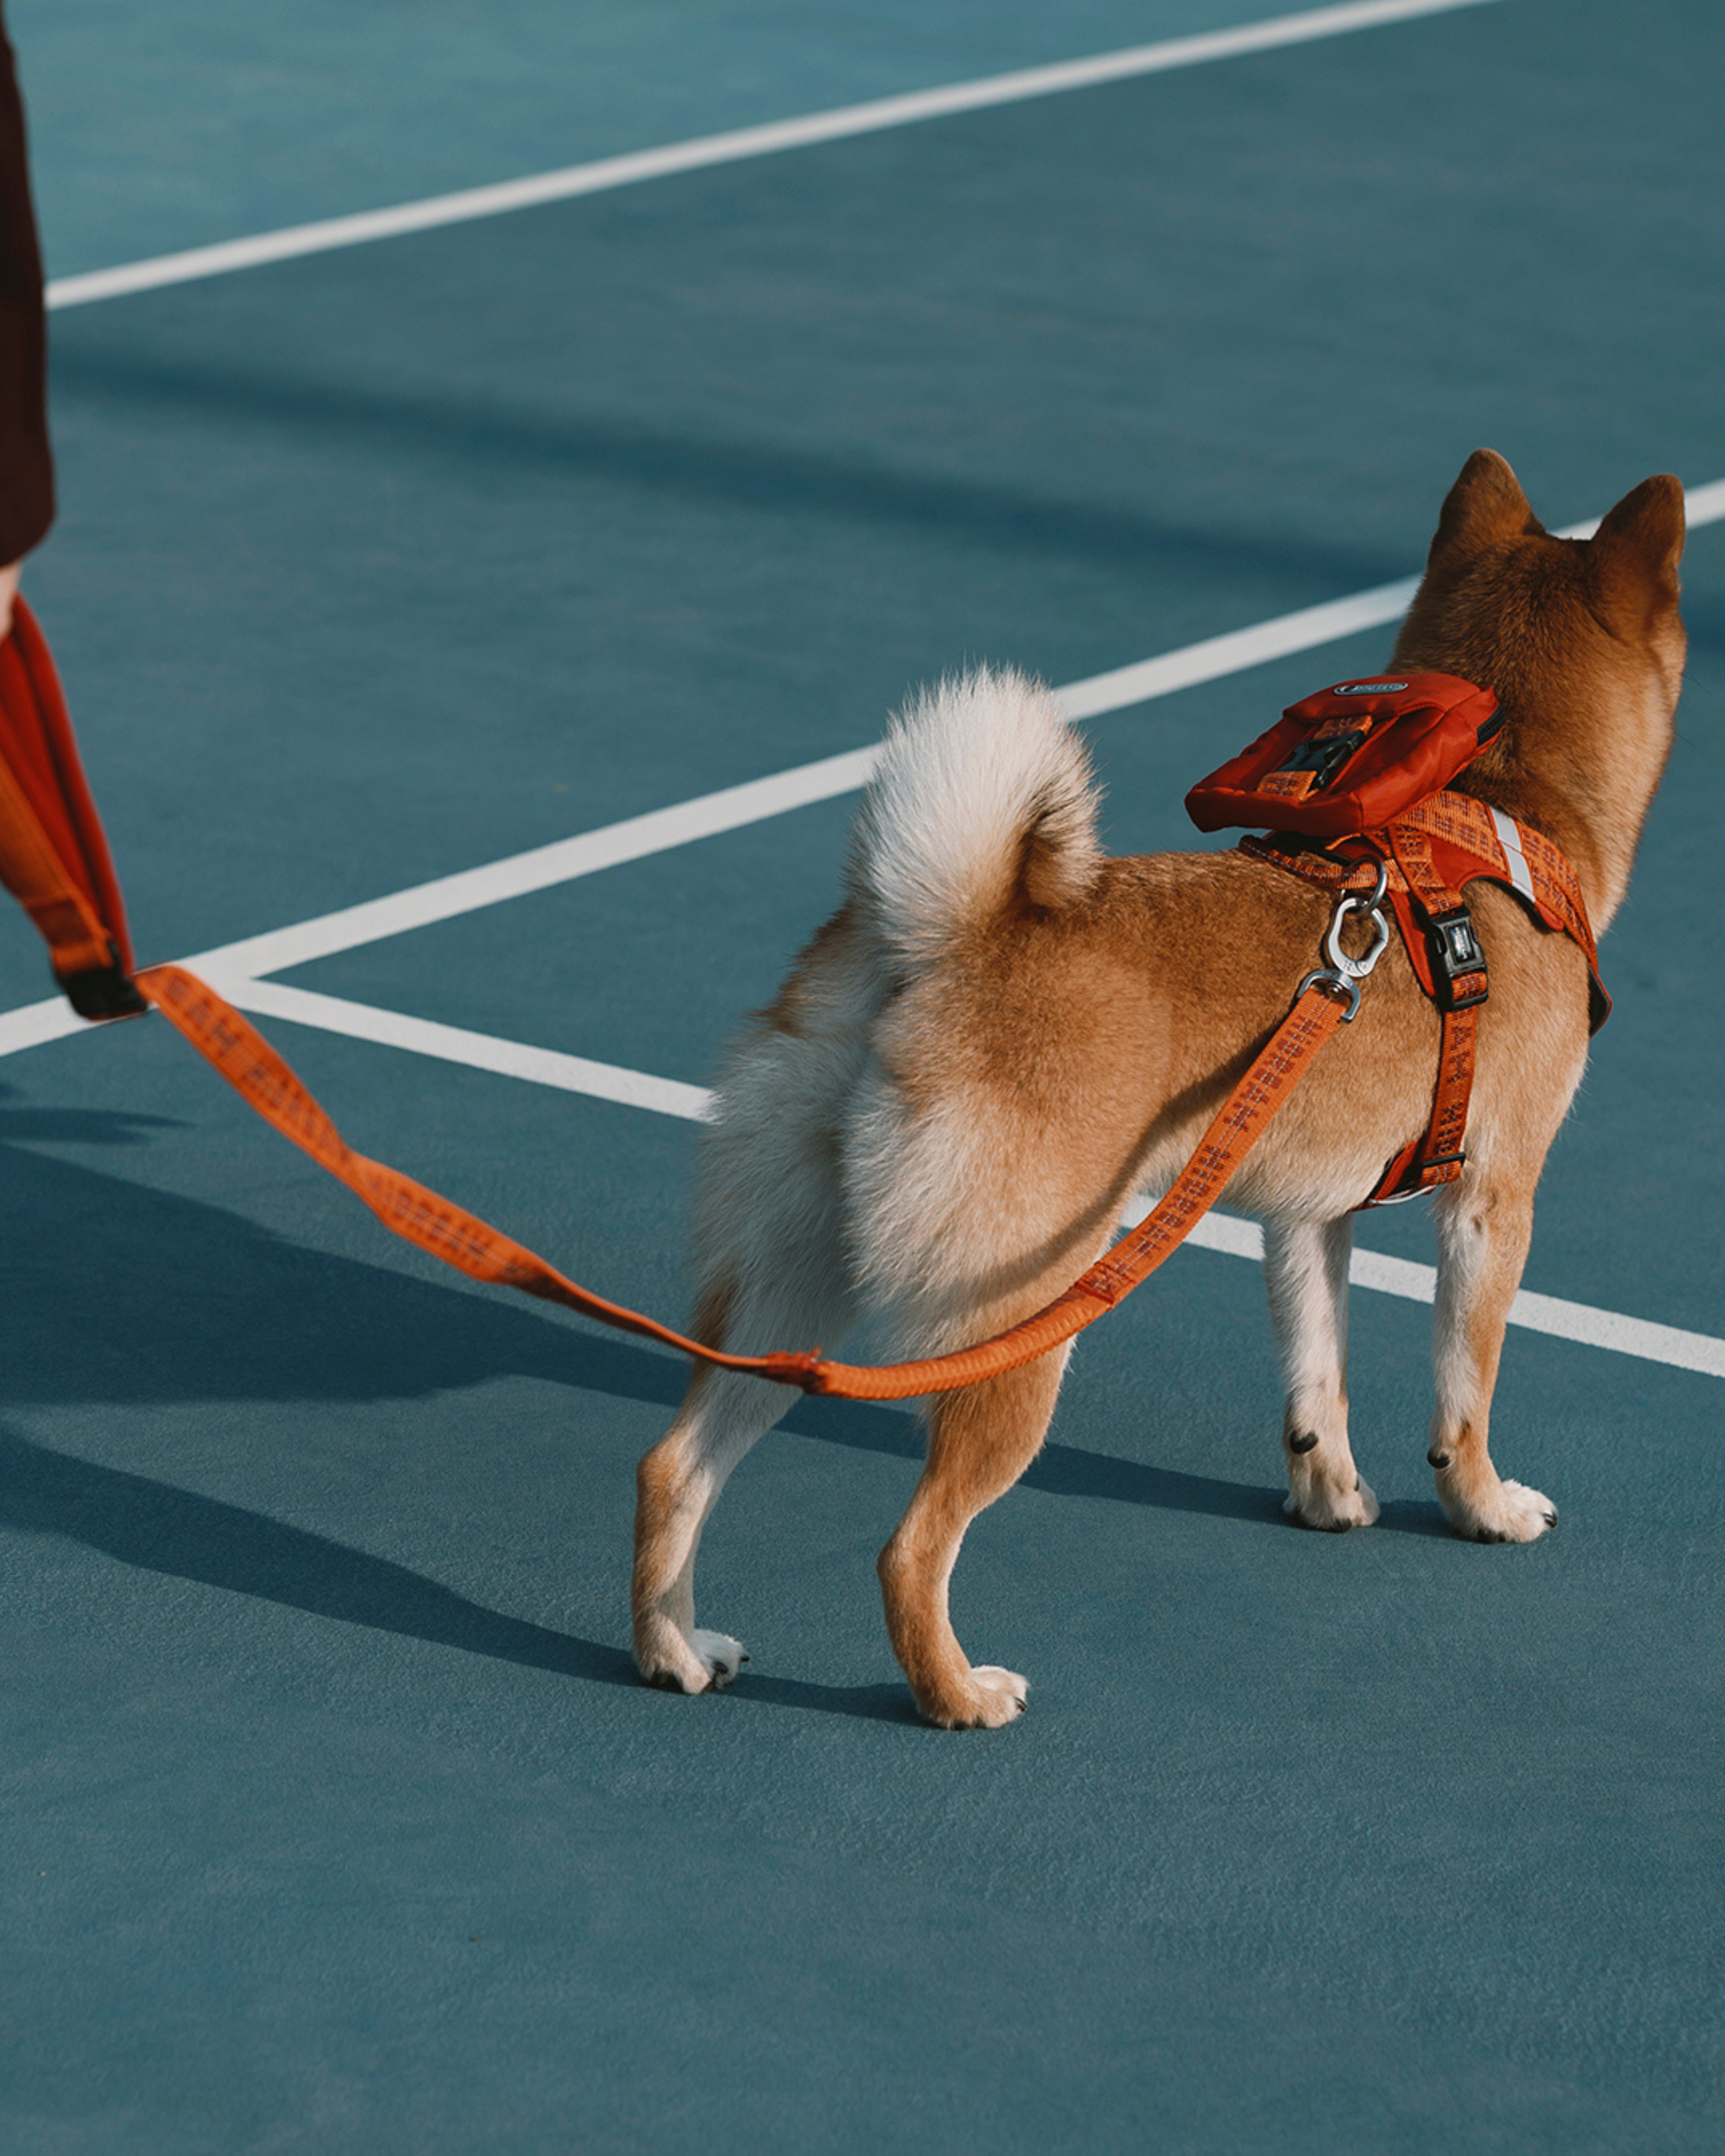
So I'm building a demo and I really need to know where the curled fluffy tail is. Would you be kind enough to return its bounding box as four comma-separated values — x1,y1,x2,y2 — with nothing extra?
848,665,1103,970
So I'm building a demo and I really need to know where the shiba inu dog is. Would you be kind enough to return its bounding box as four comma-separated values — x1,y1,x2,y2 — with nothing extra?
632,450,1686,1727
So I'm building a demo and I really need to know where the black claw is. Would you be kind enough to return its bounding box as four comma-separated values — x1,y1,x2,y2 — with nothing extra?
1427,1448,1450,1469
1288,1430,1320,1456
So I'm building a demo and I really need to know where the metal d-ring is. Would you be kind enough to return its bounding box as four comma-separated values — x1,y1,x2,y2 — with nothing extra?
1296,967,1363,1022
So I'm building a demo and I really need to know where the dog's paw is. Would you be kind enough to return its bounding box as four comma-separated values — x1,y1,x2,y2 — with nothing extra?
1442,1478,1556,1545
919,1665,1029,1731
1284,1475,1379,1533
635,1623,749,1694
690,1629,748,1687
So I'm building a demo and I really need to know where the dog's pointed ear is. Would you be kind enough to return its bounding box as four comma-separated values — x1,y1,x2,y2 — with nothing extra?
1427,449,1544,565
1587,475,1685,629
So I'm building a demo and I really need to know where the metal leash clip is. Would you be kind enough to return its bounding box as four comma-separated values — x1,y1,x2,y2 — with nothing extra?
1297,856,1391,1022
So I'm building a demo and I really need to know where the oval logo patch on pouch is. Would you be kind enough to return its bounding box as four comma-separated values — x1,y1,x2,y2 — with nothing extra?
1335,681,1409,695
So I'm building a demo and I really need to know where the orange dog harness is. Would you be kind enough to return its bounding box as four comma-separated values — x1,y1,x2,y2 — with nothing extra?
1240,793,1606,1204
1186,670,1606,1205
0,615,1603,1399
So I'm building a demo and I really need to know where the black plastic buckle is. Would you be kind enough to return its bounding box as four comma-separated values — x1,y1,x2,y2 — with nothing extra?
1272,727,1367,793
55,945,149,1022
1426,905,1489,1010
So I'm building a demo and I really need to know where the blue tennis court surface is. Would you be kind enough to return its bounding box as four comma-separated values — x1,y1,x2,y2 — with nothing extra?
4,3,1722,2148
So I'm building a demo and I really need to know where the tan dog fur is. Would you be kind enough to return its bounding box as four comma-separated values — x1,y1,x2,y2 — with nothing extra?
632,450,1687,1728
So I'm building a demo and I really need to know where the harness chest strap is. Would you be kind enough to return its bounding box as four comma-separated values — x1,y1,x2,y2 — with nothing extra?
1242,790,1606,1204
1373,817,1483,1201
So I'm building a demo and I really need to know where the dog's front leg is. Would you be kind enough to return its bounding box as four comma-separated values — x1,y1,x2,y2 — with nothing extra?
1263,1216,1378,1530
1427,1177,1555,1542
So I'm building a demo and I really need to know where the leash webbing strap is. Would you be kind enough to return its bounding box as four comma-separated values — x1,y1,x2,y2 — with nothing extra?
0,598,144,1012
788,981,1347,1398
132,962,830,1389
133,961,1347,1401
0,728,116,976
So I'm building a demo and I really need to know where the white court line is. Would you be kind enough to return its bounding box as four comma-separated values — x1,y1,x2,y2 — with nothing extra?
0,995,90,1057
105,981,1725,1380
45,0,1500,312
170,574,1425,983
163,473,1725,981
1056,575,1416,720
0,470,1719,1063
102,589,1425,986
175,747,881,982
1133,1204,1725,1379
210,974,711,1123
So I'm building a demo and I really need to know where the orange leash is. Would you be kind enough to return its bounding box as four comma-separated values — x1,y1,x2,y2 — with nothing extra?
0,596,1355,1401
0,601,145,1016
131,962,832,1392
134,962,1347,1401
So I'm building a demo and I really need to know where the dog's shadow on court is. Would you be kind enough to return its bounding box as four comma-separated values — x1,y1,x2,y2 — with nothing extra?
0,1422,930,1722
0,1127,1438,1721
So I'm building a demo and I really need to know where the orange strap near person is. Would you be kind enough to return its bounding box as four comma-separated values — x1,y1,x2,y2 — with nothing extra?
0,599,144,1013
0,596,1402,1401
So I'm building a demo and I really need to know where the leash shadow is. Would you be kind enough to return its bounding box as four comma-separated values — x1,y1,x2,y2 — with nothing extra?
0,1139,1322,1531
0,1426,638,1689
0,1136,693,1410
0,1427,930,1722
799,1395,1289,1526
0,1097,183,1143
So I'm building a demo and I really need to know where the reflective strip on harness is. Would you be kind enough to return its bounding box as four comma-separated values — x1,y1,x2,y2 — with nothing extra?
1489,804,1537,902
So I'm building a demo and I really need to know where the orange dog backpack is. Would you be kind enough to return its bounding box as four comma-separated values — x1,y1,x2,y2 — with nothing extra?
1184,671,1502,839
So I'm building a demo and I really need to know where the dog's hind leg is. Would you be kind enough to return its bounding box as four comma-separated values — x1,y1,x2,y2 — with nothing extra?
1263,1216,1379,1531
877,1353,1066,1729
633,1254,856,1694
634,902,881,1692
874,1229,1116,1729
1426,1173,1555,1543
632,1021,865,1690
